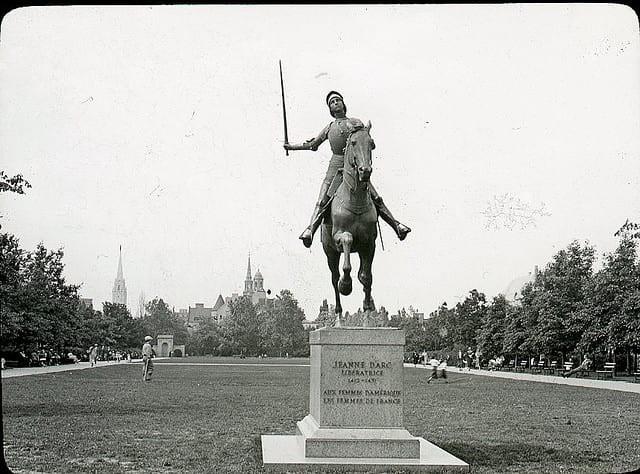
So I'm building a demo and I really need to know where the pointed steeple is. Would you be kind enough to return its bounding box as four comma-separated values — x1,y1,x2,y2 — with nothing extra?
243,252,254,296
246,252,252,280
117,245,124,279
112,245,127,306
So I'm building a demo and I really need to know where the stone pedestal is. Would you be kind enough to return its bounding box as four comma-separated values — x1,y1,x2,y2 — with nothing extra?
262,327,468,471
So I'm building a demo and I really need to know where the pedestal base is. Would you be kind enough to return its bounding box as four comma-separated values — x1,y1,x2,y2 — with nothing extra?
261,327,469,471
297,414,420,459
261,434,469,472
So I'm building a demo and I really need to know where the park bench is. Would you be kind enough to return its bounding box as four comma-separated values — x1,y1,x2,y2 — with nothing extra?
577,364,591,378
562,362,573,376
543,361,558,375
531,361,545,374
515,360,528,373
596,362,616,380
503,360,516,371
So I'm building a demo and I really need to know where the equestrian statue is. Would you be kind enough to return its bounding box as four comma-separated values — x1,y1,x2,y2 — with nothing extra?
280,73,410,324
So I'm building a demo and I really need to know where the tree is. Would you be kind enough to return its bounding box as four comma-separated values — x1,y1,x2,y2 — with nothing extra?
261,290,308,356
142,297,189,344
450,289,487,350
18,244,80,350
506,241,595,361
102,302,145,349
0,233,28,349
615,219,640,241
0,171,31,194
0,171,32,227
578,237,640,368
477,294,510,358
189,318,224,355
221,296,261,356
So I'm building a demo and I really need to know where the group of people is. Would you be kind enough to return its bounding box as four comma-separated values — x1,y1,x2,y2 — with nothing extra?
426,355,449,383
487,355,506,371
87,344,132,366
88,336,156,382
28,349,80,367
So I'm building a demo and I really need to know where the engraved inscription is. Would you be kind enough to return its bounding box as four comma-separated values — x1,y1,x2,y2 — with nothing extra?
323,360,401,405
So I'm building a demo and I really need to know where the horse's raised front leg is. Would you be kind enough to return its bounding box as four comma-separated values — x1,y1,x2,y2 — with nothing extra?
335,231,353,296
358,246,375,312
325,246,342,319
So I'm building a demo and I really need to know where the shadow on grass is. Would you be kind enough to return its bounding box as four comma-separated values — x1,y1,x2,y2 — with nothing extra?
440,441,602,468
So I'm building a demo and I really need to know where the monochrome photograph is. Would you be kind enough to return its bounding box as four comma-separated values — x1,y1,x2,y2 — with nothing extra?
1,4,639,473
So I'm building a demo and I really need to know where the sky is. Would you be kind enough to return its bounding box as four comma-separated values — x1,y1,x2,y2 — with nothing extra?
1,4,639,320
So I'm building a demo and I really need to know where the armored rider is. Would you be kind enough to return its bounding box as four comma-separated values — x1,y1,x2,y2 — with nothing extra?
284,91,411,248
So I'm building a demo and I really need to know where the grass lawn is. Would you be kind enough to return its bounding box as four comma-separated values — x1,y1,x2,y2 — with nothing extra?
2,357,640,473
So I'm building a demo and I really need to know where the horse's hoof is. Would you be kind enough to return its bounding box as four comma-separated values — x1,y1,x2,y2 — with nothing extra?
338,279,352,295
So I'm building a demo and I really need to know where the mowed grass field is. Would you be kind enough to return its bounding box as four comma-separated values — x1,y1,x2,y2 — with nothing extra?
2,357,640,474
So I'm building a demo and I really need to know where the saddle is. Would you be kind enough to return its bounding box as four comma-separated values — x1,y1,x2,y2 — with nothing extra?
315,169,377,231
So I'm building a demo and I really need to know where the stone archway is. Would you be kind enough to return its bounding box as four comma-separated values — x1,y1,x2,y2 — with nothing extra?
173,348,183,357
161,342,169,357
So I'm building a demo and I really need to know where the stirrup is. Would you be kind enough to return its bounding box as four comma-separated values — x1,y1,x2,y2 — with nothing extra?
396,223,411,241
299,228,313,248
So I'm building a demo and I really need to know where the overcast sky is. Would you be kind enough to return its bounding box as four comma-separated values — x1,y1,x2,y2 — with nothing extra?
2,4,639,320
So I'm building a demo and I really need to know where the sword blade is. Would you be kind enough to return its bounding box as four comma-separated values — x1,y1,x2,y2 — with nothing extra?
279,60,289,156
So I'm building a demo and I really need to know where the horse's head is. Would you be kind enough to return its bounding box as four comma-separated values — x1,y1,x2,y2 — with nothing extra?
345,121,375,183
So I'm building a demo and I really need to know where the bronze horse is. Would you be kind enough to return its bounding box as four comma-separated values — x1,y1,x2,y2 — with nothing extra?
321,122,378,323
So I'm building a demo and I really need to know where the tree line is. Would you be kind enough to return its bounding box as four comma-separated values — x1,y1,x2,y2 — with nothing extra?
0,232,308,358
395,236,640,372
188,290,309,357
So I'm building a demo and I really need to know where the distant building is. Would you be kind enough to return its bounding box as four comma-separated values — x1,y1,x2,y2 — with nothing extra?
314,298,336,327
188,303,214,325
504,266,539,302
407,306,424,323
176,308,188,323
111,246,127,306
80,298,93,310
185,254,273,333
243,254,267,305
303,321,320,330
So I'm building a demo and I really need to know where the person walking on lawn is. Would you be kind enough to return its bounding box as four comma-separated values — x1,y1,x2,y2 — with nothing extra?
142,336,155,382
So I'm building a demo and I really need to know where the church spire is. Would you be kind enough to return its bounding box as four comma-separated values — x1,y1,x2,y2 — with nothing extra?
117,245,124,279
112,245,127,306
243,252,254,296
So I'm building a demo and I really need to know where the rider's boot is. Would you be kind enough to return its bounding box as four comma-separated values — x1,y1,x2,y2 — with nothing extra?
369,186,411,241
299,199,328,248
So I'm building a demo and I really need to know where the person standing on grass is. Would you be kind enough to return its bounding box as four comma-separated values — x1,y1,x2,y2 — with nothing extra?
563,354,592,378
89,344,98,367
142,336,155,382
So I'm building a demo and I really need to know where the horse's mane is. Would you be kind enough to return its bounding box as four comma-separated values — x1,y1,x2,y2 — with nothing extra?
342,126,368,193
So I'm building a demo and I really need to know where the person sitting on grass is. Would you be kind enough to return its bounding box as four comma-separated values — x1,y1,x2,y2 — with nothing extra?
563,355,592,378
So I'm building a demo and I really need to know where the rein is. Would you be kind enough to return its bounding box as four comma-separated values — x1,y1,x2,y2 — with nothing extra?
342,127,366,193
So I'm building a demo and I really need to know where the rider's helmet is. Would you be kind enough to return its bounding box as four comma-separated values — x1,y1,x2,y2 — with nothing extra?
326,91,347,117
